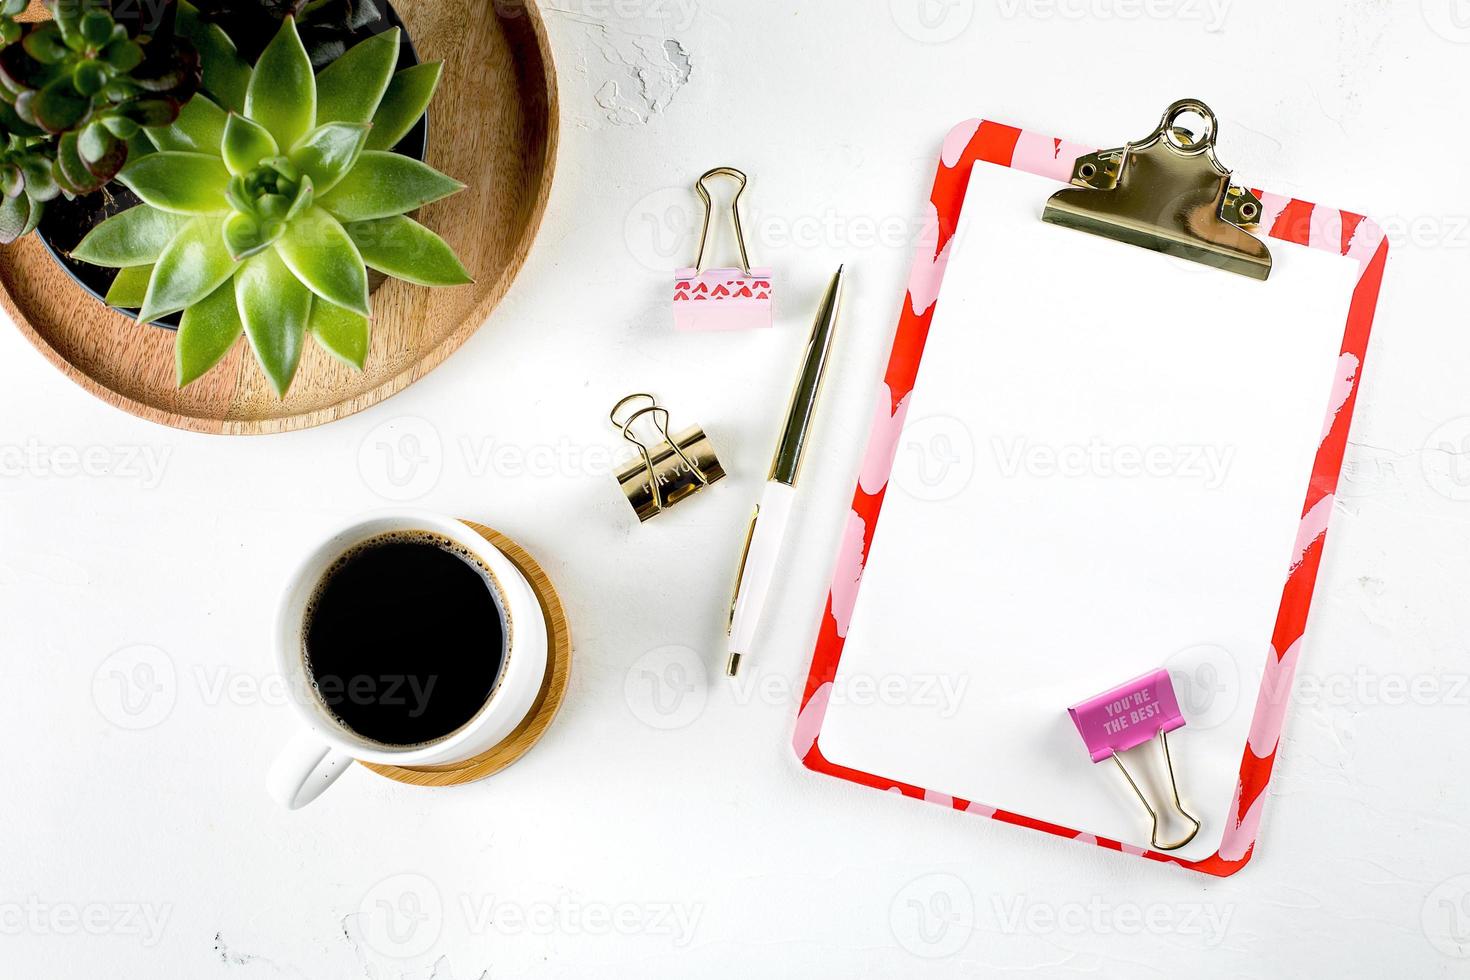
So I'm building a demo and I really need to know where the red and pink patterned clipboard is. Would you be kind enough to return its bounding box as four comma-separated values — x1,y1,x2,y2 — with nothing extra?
793,117,1391,877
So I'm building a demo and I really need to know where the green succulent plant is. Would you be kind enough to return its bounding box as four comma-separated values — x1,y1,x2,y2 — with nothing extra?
0,0,200,233
72,15,469,396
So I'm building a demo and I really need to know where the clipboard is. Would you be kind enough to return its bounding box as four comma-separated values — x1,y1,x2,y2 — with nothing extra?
794,103,1390,875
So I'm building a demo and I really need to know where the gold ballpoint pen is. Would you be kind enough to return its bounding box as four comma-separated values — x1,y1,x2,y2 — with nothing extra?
726,265,845,676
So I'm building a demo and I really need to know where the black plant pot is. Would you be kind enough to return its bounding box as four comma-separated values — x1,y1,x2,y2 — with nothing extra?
35,2,428,331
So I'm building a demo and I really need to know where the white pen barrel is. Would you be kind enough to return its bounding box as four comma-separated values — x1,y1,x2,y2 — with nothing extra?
728,481,797,659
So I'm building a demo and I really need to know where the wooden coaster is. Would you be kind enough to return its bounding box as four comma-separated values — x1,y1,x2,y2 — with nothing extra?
362,522,570,787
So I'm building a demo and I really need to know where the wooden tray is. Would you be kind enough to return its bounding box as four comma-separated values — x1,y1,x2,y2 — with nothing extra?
0,0,557,435
363,521,571,788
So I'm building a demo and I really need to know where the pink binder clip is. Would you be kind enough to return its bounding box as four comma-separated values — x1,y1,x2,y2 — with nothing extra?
1068,669,1201,851
673,167,773,332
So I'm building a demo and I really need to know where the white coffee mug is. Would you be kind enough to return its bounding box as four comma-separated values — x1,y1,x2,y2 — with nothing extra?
268,510,548,808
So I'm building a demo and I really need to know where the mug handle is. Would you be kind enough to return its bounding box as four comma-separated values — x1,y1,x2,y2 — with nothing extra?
268,730,354,809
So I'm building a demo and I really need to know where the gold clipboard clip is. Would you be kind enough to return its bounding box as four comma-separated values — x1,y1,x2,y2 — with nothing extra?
1042,99,1272,280
610,394,726,523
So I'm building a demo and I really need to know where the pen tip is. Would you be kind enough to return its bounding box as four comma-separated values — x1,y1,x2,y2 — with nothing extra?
725,652,742,677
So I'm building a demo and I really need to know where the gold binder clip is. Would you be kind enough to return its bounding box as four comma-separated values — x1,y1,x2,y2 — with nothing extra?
1042,99,1272,280
610,394,726,522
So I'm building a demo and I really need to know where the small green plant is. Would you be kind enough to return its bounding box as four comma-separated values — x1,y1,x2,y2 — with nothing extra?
73,15,469,396
0,0,201,240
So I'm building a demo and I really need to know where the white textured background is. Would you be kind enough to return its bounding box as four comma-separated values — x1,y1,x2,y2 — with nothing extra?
2,1,1468,976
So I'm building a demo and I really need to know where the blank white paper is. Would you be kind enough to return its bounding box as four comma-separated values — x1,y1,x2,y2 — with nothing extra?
816,162,1358,861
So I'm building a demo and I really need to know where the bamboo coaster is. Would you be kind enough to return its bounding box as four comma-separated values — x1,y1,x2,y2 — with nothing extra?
362,522,570,787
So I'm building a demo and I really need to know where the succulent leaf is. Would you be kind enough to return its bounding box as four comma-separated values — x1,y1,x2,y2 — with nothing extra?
0,100,42,139
236,247,310,395
77,118,113,162
313,26,396,126
72,203,192,267
105,264,155,307
175,0,249,111
17,156,57,201
244,17,315,151
138,216,239,322
309,296,368,368
31,76,89,132
345,215,470,286
222,209,273,260
364,61,438,152
274,205,368,315
177,277,245,386
120,98,182,127
146,94,226,153
100,38,144,73
79,125,127,180
283,172,313,220
287,120,365,194
221,111,277,174
53,129,97,193
21,24,69,65
316,150,462,221
0,185,35,242
119,150,232,213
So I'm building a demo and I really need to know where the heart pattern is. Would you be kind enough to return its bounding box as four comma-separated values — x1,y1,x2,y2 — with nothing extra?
674,269,773,304
791,117,1390,877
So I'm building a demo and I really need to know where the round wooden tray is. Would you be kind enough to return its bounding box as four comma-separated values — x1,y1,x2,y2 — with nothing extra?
0,0,557,435
364,521,570,787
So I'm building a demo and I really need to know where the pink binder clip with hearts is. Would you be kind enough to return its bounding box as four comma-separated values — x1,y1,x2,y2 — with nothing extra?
673,167,773,331
1068,668,1201,851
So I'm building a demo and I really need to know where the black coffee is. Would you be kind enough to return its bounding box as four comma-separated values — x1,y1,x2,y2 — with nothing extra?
303,531,505,746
